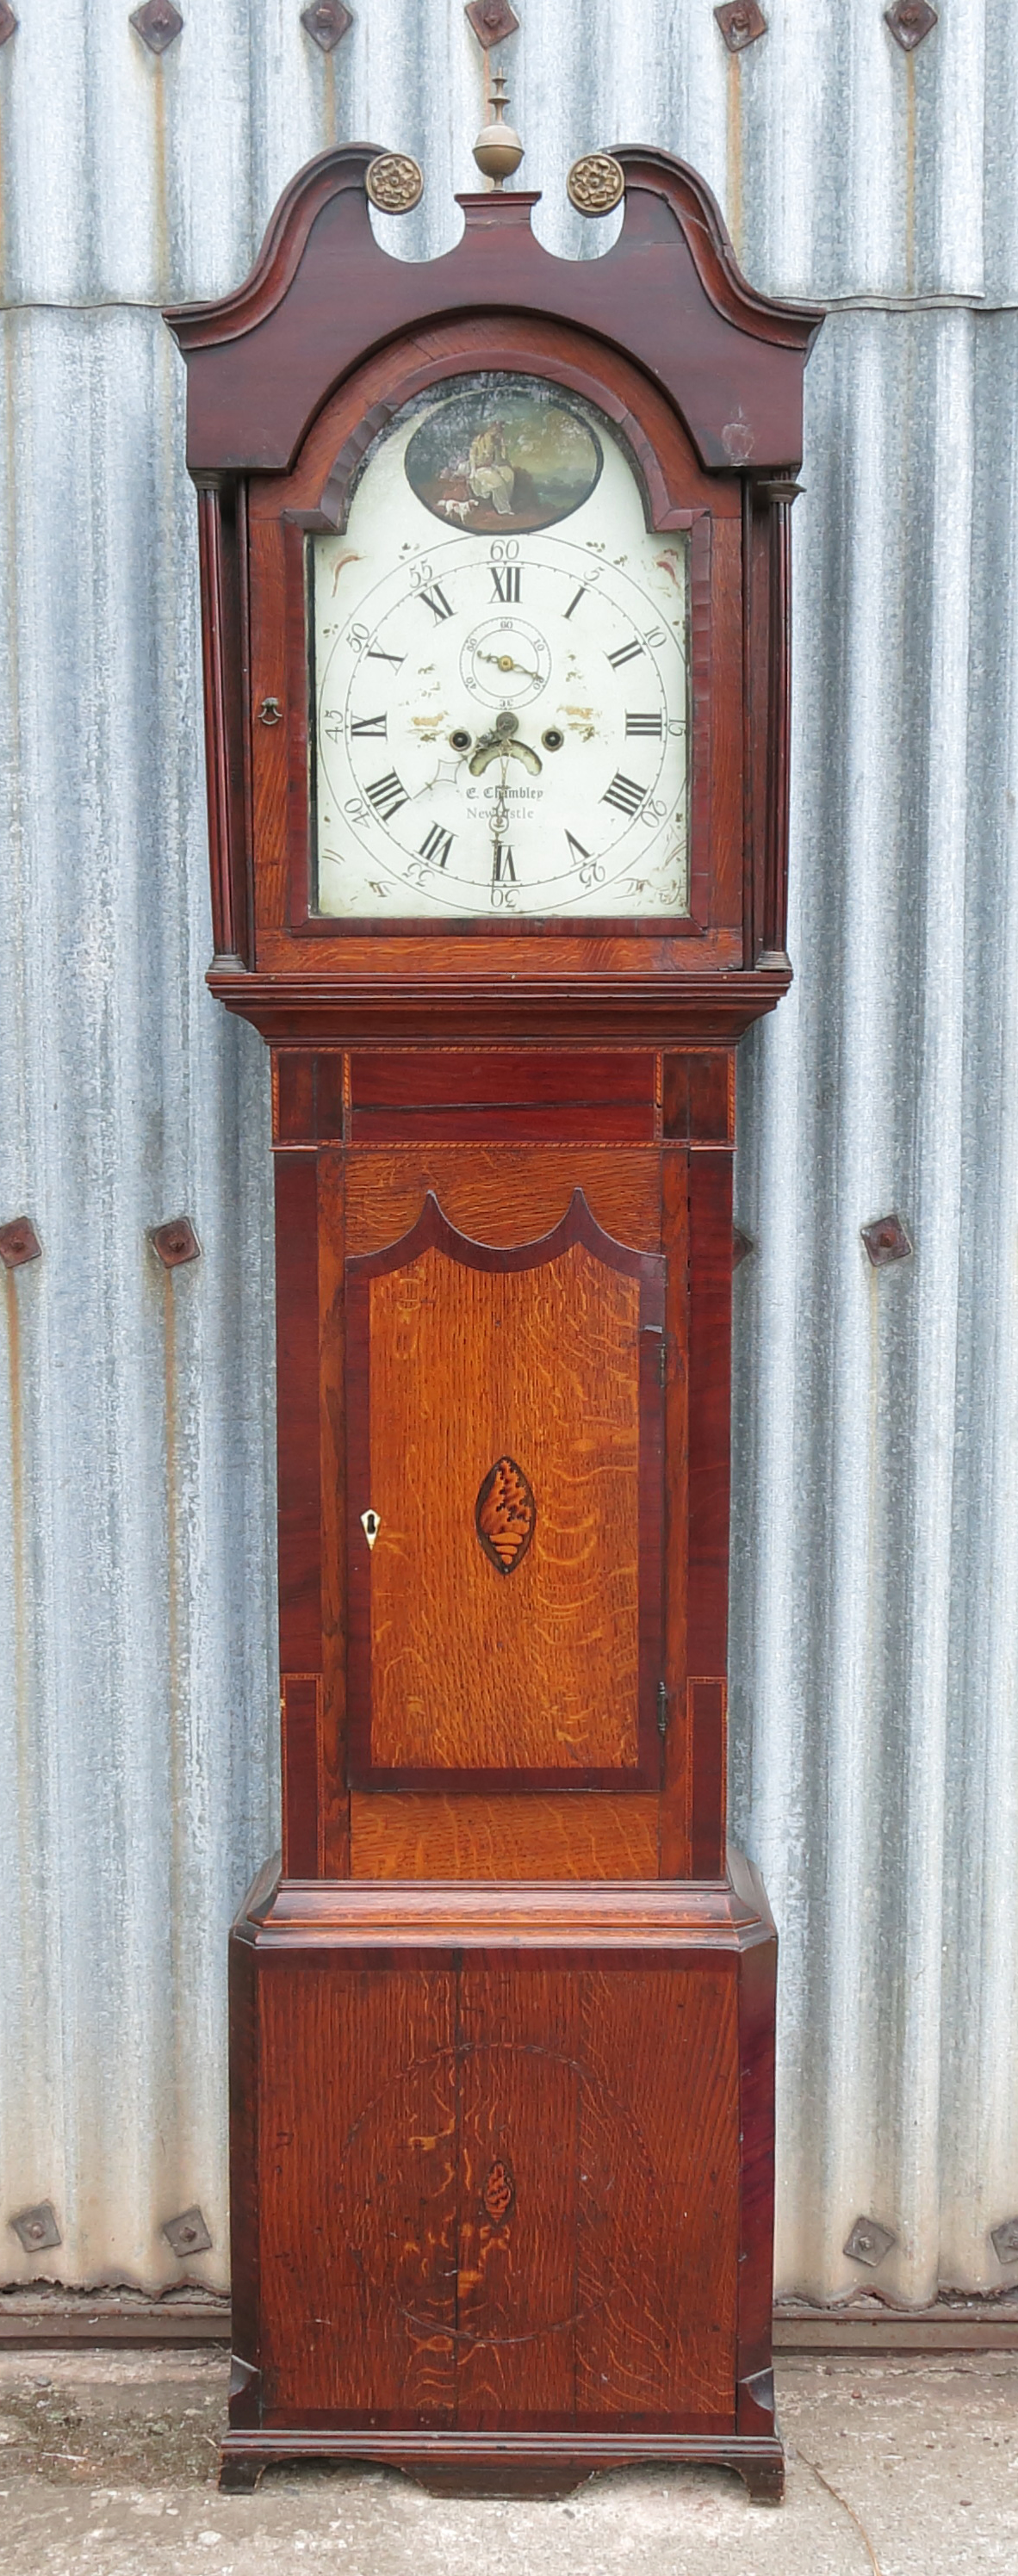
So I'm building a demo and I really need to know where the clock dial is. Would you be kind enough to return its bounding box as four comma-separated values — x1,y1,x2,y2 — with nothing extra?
312,375,690,920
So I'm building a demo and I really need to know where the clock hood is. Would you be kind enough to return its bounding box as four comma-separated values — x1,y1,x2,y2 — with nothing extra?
164,141,822,480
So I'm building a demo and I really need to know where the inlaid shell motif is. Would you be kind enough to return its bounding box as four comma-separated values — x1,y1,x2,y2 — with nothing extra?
475,1456,537,1574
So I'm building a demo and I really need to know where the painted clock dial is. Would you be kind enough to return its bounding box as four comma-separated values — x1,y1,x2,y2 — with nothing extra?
311,374,690,920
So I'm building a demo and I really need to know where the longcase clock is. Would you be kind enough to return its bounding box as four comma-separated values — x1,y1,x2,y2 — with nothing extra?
165,125,821,2501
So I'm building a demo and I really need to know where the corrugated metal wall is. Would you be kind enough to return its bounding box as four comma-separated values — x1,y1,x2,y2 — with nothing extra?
1,0,1016,2305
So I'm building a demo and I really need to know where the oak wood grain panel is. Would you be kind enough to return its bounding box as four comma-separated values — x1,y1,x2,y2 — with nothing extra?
345,1146,662,1256
273,1050,346,1145
317,1146,349,1875
359,1235,644,1774
256,1873,760,1942
661,1053,690,1142
258,1959,457,2424
688,1051,735,1145
275,1050,315,1144
690,1677,727,1882
349,1051,656,1110
351,1105,655,1145
252,1944,742,2437
349,1793,660,1881
687,1149,733,1686
274,1153,321,1671
251,926,744,979
663,1051,735,1144
659,1147,692,1878
315,1052,346,1142
686,1140,731,1874
281,1675,320,1879
456,1966,582,2425
574,1965,738,2423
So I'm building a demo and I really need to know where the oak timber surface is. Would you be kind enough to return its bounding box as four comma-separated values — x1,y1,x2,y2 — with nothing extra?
349,1791,660,1879
344,1145,662,1255
362,1239,642,1774
257,1956,739,2429
259,1963,458,2422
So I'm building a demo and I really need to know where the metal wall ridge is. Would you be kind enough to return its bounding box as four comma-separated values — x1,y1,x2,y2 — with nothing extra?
5,293,1018,319
822,294,1018,313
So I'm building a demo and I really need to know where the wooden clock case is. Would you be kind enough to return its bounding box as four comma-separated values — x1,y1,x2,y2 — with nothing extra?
165,145,820,2501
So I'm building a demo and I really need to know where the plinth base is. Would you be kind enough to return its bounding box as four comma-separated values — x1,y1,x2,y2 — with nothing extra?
224,1856,781,2504
220,2426,784,2502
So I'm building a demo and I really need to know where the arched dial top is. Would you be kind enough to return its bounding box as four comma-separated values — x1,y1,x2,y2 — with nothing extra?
313,372,690,923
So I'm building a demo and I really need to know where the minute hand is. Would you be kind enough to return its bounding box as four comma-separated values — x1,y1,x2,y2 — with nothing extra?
477,650,543,682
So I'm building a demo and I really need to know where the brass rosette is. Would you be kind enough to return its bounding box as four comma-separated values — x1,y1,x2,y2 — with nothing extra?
566,152,625,216
365,152,425,214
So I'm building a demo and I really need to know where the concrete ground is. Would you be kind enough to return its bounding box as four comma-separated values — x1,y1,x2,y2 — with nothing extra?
0,2349,1015,2574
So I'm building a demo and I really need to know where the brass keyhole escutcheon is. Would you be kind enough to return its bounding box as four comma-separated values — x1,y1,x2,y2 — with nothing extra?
361,1508,380,1549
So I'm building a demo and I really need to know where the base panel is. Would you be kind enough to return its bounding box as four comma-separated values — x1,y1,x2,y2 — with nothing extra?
227,1857,780,2502
219,2428,785,2504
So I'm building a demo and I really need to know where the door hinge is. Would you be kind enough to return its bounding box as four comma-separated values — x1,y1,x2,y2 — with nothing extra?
659,1336,668,1387
657,1681,669,1737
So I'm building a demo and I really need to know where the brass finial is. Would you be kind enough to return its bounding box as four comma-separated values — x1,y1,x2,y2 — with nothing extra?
472,72,524,189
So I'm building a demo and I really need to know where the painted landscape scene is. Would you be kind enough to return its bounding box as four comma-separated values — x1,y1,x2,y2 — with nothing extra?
405,379,603,533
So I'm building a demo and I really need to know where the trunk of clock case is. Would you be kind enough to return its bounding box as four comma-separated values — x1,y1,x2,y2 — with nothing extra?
270,1045,735,1886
